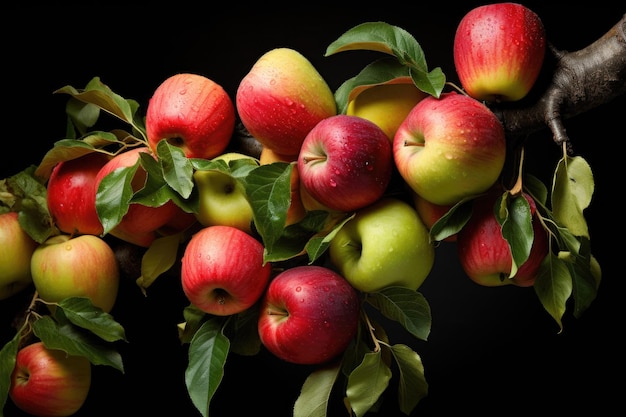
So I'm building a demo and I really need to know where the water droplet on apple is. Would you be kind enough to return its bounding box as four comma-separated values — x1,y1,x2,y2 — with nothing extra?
329,179,337,187
295,286,302,292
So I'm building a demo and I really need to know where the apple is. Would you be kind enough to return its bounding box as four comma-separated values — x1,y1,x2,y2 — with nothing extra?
145,72,236,160
193,152,258,233
9,341,91,417
297,114,393,213
393,91,506,206
456,189,549,287
259,146,297,165
328,197,435,293
46,152,110,236
0,211,39,300
346,81,427,141
236,47,337,156
95,147,179,247
412,192,457,242
257,265,360,365
30,234,120,312
453,2,546,102
180,225,272,316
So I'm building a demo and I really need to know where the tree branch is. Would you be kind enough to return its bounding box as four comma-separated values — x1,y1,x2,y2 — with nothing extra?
492,13,626,154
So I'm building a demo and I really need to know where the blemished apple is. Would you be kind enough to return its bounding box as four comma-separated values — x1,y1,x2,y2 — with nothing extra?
0,211,39,300
46,152,110,236
236,47,337,156
453,2,546,102
297,114,393,213
346,81,427,141
456,189,549,287
329,198,435,293
257,265,360,365
180,225,272,316
95,147,179,247
193,152,257,233
9,341,91,417
393,91,506,206
145,72,236,160
30,234,120,312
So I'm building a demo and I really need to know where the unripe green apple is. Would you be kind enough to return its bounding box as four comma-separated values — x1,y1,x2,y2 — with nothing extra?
0,211,39,300
329,197,435,293
30,234,120,312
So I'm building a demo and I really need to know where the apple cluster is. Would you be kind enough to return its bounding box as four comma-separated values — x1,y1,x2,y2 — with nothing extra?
0,3,601,417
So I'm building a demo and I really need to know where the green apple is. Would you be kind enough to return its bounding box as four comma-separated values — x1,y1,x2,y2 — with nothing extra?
328,197,435,293
193,152,258,233
30,234,120,312
0,211,39,300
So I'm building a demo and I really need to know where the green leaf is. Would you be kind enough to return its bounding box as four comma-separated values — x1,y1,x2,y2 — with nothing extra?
390,344,428,414
366,287,431,341
293,363,341,417
533,254,573,332
345,350,392,417
552,156,594,238
133,152,178,208
304,213,354,264
136,233,184,291
156,140,195,199
96,162,138,234
33,315,124,372
496,192,534,278
179,304,208,344
185,317,230,417
57,297,127,343
429,198,473,243
0,333,20,413
223,308,262,356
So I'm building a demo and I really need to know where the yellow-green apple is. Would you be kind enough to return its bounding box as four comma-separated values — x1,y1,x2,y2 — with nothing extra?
95,147,179,247
9,342,91,417
453,2,546,102
193,152,257,233
180,225,272,316
297,114,393,213
236,47,337,156
328,198,435,293
257,265,360,365
145,73,235,160
46,152,110,236
412,192,457,242
456,189,549,287
393,92,506,206
0,211,39,300
30,234,120,312
346,80,427,141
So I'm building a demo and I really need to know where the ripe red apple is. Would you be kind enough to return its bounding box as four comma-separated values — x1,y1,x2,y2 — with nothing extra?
0,211,39,300
236,47,337,156
456,189,549,287
257,265,360,365
180,225,272,316
145,73,236,160
95,147,179,247
453,2,546,102
297,114,393,213
30,234,120,312
9,341,91,417
393,92,506,206
46,152,110,236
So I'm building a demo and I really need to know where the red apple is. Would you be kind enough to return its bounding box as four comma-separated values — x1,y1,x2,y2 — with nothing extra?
453,2,546,102
95,147,179,247
30,234,120,312
180,225,272,316
0,211,39,300
236,47,337,156
412,192,457,242
456,189,549,287
297,114,393,213
257,265,360,365
46,152,110,236
393,92,506,206
9,341,91,417
145,73,236,160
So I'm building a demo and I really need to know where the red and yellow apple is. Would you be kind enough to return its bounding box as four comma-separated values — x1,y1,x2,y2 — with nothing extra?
236,47,337,156
0,211,39,300
412,192,457,242
145,73,236,160
393,92,506,206
453,2,546,102
257,265,360,365
297,114,393,213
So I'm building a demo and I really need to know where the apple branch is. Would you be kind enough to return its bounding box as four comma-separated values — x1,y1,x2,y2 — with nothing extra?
492,14,626,154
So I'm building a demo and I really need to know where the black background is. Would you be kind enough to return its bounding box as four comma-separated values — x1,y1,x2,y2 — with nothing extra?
1,2,624,416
